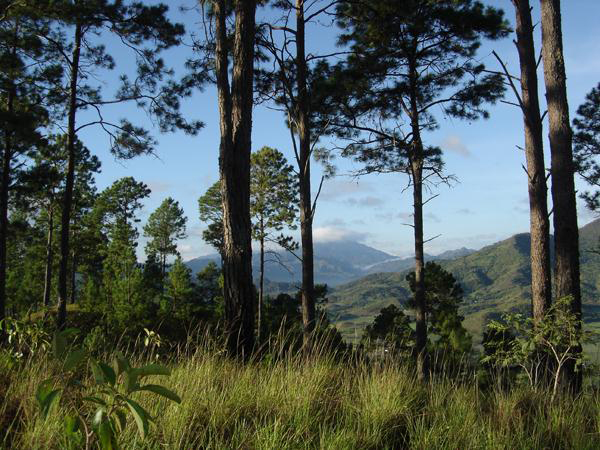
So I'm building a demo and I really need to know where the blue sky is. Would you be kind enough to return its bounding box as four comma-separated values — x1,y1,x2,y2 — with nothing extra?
75,0,600,260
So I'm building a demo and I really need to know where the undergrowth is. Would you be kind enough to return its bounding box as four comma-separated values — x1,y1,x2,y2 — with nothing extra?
1,337,599,449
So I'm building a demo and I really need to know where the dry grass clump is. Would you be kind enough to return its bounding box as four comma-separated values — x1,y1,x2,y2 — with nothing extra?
1,338,599,449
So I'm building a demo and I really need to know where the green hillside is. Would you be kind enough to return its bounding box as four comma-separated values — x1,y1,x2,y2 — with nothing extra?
328,219,600,344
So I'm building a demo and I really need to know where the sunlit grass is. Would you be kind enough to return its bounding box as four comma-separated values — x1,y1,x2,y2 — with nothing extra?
1,342,599,449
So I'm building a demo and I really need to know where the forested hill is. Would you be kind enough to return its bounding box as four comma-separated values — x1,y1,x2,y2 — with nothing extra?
328,218,600,342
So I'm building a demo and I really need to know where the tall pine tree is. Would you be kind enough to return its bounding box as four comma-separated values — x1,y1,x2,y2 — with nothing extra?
318,0,508,379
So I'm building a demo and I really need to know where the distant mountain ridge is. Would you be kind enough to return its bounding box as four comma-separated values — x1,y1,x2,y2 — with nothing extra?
327,219,600,343
184,241,474,286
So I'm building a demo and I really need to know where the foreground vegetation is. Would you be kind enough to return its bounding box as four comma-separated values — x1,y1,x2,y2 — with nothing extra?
2,337,600,450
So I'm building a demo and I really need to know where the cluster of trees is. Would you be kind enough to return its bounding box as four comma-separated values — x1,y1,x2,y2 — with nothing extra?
362,262,471,360
2,0,599,388
0,0,200,336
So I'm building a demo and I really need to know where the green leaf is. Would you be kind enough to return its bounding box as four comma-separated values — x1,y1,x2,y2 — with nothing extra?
63,348,87,372
123,370,138,394
98,362,116,386
64,415,81,435
124,398,149,439
36,379,54,407
97,420,117,450
114,408,127,432
82,396,107,407
40,389,61,419
112,352,129,376
136,384,181,404
91,360,106,384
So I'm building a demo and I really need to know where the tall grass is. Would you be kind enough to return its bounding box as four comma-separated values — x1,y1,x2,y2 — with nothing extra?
1,334,599,449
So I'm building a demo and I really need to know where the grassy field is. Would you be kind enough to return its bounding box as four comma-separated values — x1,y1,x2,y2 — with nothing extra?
2,344,600,449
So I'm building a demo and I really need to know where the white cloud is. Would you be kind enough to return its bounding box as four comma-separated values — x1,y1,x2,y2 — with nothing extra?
324,218,348,226
320,179,373,201
346,196,385,207
313,226,369,242
441,135,471,157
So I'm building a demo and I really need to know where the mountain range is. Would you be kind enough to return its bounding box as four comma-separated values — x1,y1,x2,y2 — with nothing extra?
327,219,600,343
185,242,475,287
185,219,600,345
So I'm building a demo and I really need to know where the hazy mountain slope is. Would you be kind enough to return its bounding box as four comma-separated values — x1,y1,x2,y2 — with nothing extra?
185,241,474,286
185,241,397,286
328,219,600,343
364,247,476,274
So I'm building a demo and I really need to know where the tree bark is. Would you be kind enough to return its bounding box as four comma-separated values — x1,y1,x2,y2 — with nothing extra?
56,21,82,330
540,0,582,390
214,0,256,358
43,206,54,307
408,55,429,381
0,88,14,330
411,159,428,381
0,23,19,334
70,251,77,304
513,0,552,323
258,231,264,342
296,0,316,350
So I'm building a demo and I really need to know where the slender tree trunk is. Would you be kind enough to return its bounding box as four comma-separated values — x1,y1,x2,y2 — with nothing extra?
70,251,77,304
296,0,316,350
0,25,19,338
408,56,428,381
0,89,14,330
57,22,82,330
513,0,552,323
540,0,582,390
43,207,54,307
214,0,257,358
411,161,428,381
258,231,264,342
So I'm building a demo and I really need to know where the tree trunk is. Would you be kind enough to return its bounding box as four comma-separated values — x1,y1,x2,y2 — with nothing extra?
411,161,428,381
513,0,552,323
296,0,316,350
57,22,82,330
70,251,77,304
214,0,256,358
258,232,264,342
0,88,14,330
0,24,19,338
408,55,428,381
540,0,582,390
43,206,54,307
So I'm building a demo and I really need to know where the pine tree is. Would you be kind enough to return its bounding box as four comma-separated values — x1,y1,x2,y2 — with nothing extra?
317,0,508,380
165,256,193,319
573,83,600,211
198,182,224,256
16,135,100,307
144,197,187,280
250,146,298,340
41,0,201,329
206,0,258,358
539,0,582,390
255,0,340,350
361,304,415,356
509,0,552,323
102,220,146,332
0,1,61,328
406,262,471,354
